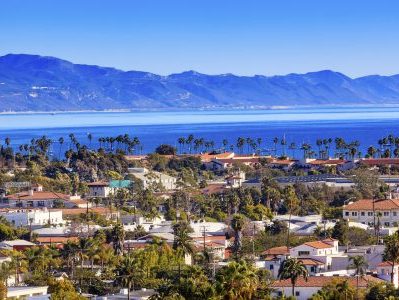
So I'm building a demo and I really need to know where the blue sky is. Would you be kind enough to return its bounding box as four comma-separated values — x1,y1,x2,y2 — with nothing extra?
1,0,398,77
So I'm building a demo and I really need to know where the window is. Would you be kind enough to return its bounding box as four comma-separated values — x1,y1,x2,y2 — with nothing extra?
393,212,397,217
385,222,390,227
384,212,390,216
295,291,300,296
310,266,315,272
361,212,365,216
269,265,274,270
345,212,349,216
298,251,310,256
368,212,373,216
278,292,283,296
351,212,357,216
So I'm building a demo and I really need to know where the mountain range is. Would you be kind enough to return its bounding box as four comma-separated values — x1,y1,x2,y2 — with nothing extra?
1,53,399,112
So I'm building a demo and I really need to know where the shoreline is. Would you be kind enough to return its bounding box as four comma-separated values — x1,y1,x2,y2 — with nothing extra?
2,104,399,115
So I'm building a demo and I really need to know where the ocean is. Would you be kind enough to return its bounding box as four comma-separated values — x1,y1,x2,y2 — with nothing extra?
1,106,399,157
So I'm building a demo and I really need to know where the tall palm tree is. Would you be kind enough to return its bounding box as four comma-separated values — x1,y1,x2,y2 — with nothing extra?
112,222,125,256
348,255,368,299
383,231,399,284
278,257,308,297
172,221,194,283
231,214,245,258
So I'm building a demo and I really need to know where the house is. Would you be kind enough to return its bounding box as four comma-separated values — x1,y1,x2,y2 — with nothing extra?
259,246,290,278
207,157,261,171
289,239,339,269
343,199,399,227
0,239,35,251
301,159,354,172
271,275,383,300
87,181,112,198
360,158,399,168
225,171,246,188
6,286,49,299
128,168,176,190
0,208,64,227
266,158,297,171
377,261,399,288
1,185,81,208
101,288,156,300
53,207,120,220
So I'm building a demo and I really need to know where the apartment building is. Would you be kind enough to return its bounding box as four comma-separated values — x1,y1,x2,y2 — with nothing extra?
343,199,399,227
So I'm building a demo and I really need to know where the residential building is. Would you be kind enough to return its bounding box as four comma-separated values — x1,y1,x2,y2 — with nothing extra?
0,239,35,251
7,286,49,299
289,239,340,269
271,276,383,300
377,261,399,288
0,208,63,227
1,185,81,208
87,181,112,198
343,199,399,227
128,168,176,190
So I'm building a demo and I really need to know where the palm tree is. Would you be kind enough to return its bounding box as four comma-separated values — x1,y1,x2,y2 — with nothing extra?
87,133,93,149
112,222,125,256
215,260,258,300
383,231,399,284
173,221,194,280
117,254,140,300
348,255,368,299
231,214,245,258
278,257,308,297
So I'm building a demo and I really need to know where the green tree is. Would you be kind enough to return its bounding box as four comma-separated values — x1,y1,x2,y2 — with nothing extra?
231,214,245,258
215,260,259,300
383,231,399,284
348,255,368,299
278,257,308,297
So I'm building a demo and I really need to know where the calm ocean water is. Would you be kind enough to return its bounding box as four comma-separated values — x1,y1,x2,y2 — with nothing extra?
1,107,399,157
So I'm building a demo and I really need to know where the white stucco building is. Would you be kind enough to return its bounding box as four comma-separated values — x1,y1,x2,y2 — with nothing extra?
0,208,63,227
128,168,176,191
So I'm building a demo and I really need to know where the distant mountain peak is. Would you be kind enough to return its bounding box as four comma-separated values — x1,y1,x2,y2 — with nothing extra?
0,53,399,112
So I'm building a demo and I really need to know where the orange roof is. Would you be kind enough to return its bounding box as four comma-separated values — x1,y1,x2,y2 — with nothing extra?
361,158,399,166
298,258,325,266
202,184,226,195
215,157,260,164
36,237,79,244
51,207,116,215
87,181,108,187
6,191,70,201
303,241,333,249
377,261,397,267
272,275,382,288
269,159,296,165
200,152,234,162
344,199,399,211
262,246,290,256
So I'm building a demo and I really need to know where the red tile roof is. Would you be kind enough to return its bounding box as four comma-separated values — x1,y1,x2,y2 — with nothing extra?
6,191,70,201
298,258,325,266
202,184,226,195
272,275,383,288
262,246,290,256
87,181,108,187
303,241,333,249
361,158,399,166
344,199,399,211
36,237,79,244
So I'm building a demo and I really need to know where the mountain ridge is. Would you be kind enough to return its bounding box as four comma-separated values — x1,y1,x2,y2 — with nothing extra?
1,53,399,112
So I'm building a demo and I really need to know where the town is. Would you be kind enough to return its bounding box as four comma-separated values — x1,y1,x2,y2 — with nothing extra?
0,134,399,299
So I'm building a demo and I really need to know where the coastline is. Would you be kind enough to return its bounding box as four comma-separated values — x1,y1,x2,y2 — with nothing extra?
2,104,399,115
